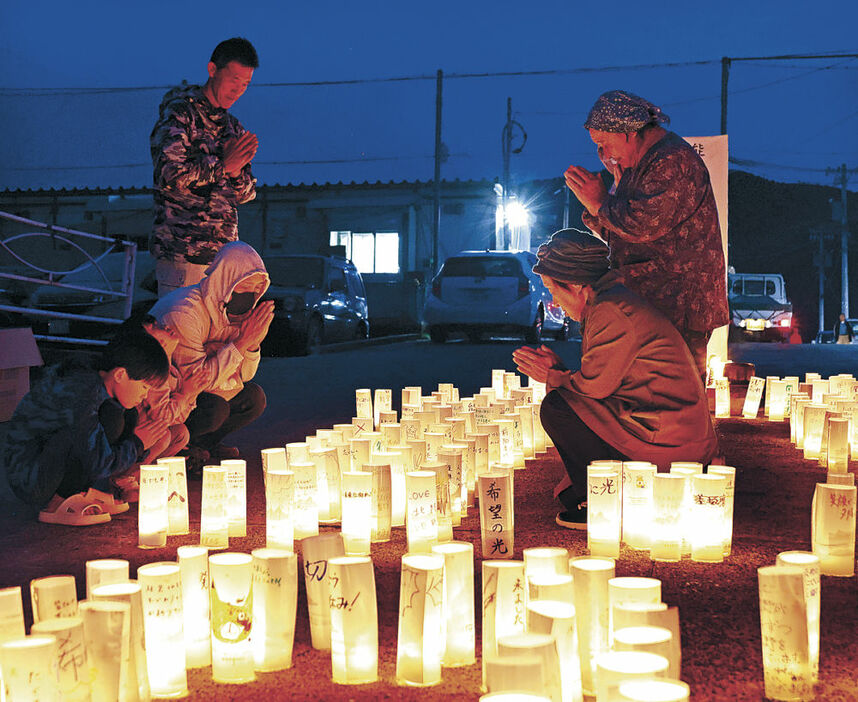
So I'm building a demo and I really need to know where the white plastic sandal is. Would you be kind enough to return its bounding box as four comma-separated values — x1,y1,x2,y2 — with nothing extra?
84,488,130,515
38,493,112,526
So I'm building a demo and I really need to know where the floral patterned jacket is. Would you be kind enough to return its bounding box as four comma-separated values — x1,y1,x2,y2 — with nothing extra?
150,84,256,266
582,131,728,334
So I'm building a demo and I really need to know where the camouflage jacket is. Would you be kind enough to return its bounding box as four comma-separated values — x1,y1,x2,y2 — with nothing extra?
150,84,256,266
0,364,143,505
582,131,729,335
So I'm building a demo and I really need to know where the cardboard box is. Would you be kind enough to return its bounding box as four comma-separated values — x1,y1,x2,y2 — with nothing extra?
0,328,44,422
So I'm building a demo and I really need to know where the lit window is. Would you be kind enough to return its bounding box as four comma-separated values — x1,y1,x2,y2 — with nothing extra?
374,232,400,274
328,230,400,275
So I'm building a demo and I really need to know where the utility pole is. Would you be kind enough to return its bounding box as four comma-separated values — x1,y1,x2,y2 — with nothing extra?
825,163,854,318
812,227,834,334
720,57,730,135
432,70,443,275
502,97,512,250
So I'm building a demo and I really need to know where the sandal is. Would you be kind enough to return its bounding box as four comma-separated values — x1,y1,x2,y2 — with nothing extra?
113,476,140,503
38,493,112,526
84,488,130,515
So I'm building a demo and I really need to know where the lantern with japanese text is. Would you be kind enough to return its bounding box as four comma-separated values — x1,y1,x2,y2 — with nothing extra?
341,470,372,555
209,552,255,684
811,482,856,576
406,470,439,553
423,460,454,541
30,575,77,623
0,635,60,701
802,404,828,460
367,462,393,542
177,545,212,668
328,555,378,684
30,617,89,702
158,456,190,535
587,466,622,558
776,551,820,683
481,560,527,684
479,472,514,559
138,463,168,548
200,464,229,549
622,462,657,550
302,532,346,650
690,474,728,563
221,459,247,538
292,461,319,539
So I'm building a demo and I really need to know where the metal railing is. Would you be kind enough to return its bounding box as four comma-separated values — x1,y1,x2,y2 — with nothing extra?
0,210,137,346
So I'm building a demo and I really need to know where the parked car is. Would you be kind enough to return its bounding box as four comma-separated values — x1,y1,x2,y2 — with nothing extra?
262,254,369,355
422,250,573,343
812,330,835,344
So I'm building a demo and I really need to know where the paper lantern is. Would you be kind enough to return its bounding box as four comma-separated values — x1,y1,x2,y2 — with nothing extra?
401,417,422,442
810,379,829,404
250,548,297,672
260,446,287,489
341,471,373,555
402,386,422,409
395,554,445,686
714,378,730,417
0,586,25,641
328,555,378,684
526,600,584,702
355,388,372,419
483,654,546,697
310,447,341,522
651,474,686,562
617,679,690,702
265,468,295,551
208,552,255,684
301,532,346,650
373,388,392,427
422,461,454,542
622,462,657,550
614,626,675,677
811,482,856,576
494,418,515,466
138,463,168,549
431,541,476,667
381,422,402,449
221,459,247,538
438,447,465,521
316,428,343,447
527,573,575,607
79,600,132,702
523,547,569,581
768,379,788,421
406,470,439,553
366,462,393,542
496,633,562,702
758,565,813,700
30,617,89,702
176,546,212,669
0,635,60,701
469,432,491,480
479,472,514,559
291,460,319,540
587,466,622,559
826,417,850,472
517,405,535,460
84,559,129,600
608,577,662,636
136,561,188,697
200,464,229,549
667,465,699,556
707,356,725,385
349,436,371,470
690,474,728,563
776,551,820,683
827,471,855,486
333,422,356,441
802,404,828,460
385,447,409,526
595,651,669,702
612,602,668,632
507,413,526,468
707,465,736,557
481,560,527,684
285,441,310,466
791,398,811,448
30,575,77,623
444,417,466,442
424,431,446,462
483,422,502,465
742,376,766,418
363,431,385,456
158,456,190,535
407,438,427,467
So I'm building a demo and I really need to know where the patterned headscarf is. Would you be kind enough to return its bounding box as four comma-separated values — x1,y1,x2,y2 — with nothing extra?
532,229,611,286
584,90,670,133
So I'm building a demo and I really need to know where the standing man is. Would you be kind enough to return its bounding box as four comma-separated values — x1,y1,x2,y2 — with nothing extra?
834,313,853,344
151,37,260,297
564,90,728,380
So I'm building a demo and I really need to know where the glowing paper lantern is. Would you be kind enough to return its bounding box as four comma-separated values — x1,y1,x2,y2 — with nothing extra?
402,386,422,408
407,438,427,468
470,432,491,480
518,405,535,460
208,552,255,684
497,633,562,701
587,467,622,559
292,461,319,540
355,388,372,419
707,356,725,385
364,431,385,456
84,559,129,600
483,655,546,697
776,551,820,683
90,581,150,699
523,547,569,581
341,471,372,555
667,465,700,556
385,448,409,526
707,465,736,557
328,555,378,684
811,482,856,576
758,565,813,700
406,470,439,553
802,404,828,460
30,575,77,623
526,600,584,702
622,462,657,550
595,651,669,702
250,548,297,672
401,417,422,442
810,379,829,404
136,561,188,697
138,463,168,549
265,469,294,551
30,617,89,702
768,379,788,421
714,378,730,417
333,422,356,441
617,679,690,702
791,398,811,448
158,456,190,536
367,462,393,542
0,587,25,641
431,541,476,667
221,459,247,538
422,461,454,542
177,545,211,668
481,560,527,683
742,376,766,418
301,532,346,650
285,441,310,466
200,464,229,549
528,574,575,607
826,417,850,472
373,388,392,427
569,556,616,695
651,474,686,562
612,602,668,632
613,626,675,678
0,636,60,701
690,474,728,563
260,446,286,487
438,447,465,521
827,472,855,486
380,422,401,449
395,554,445,686
78,600,131,702
479,472,514,559
311,446,341,522
483,422,502,465
608,577,662,636
349,436,371,470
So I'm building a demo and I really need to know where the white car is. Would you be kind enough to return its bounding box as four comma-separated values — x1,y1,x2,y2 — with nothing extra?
422,250,573,343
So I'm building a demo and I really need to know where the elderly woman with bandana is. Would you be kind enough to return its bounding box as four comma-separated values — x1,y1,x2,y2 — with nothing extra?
513,229,717,528
564,90,728,380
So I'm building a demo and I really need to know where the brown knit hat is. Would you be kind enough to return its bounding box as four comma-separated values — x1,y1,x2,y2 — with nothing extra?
532,228,610,285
